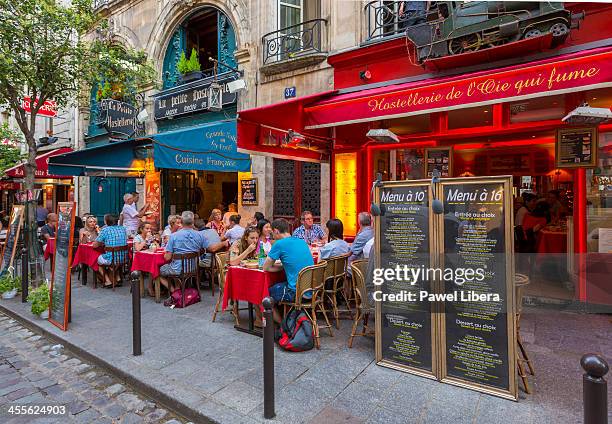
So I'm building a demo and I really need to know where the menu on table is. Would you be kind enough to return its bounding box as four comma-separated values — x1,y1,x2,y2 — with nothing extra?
376,183,435,376
49,202,76,331
439,177,516,399
0,205,24,275
425,147,452,178
556,127,597,168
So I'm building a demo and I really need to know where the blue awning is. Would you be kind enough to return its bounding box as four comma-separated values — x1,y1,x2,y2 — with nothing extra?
151,120,251,172
48,138,152,176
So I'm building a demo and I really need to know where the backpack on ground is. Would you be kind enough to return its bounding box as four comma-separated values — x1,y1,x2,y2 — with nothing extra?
275,309,314,352
164,288,200,308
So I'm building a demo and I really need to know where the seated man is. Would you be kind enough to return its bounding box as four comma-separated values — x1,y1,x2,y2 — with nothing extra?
161,214,182,246
40,213,57,251
199,225,229,268
264,219,314,322
93,214,128,287
349,212,374,264
292,210,325,245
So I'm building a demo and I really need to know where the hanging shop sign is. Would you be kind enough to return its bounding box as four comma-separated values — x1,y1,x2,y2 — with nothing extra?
374,176,516,400
0,181,20,190
555,127,598,168
153,74,238,121
240,177,258,206
20,97,58,118
425,147,452,178
0,205,24,275
97,99,144,138
305,50,612,129
49,202,76,331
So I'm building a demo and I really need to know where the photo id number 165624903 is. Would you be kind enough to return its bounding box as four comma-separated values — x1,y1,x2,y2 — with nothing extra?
2,404,67,417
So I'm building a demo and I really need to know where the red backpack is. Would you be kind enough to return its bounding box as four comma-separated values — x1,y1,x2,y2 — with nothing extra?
276,310,314,352
164,288,201,308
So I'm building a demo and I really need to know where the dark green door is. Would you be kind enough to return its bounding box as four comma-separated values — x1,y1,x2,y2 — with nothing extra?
89,177,136,224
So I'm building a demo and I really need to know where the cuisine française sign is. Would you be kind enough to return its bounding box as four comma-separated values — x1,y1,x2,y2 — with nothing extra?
305,50,612,129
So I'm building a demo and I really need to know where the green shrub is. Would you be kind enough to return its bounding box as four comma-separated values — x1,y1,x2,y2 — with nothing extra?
27,284,50,316
0,275,12,294
176,48,201,75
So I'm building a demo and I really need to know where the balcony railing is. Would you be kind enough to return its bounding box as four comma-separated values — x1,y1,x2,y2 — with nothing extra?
262,19,327,65
364,1,426,42
93,0,109,9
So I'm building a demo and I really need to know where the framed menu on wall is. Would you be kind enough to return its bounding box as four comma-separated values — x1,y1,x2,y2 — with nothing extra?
437,176,517,400
375,181,437,378
0,205,24,275
556,127,597,168
240,178,258,206
49,202,76,331
425,147,452,178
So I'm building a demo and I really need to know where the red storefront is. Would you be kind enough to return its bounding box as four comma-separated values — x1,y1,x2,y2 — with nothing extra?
238,2,612,306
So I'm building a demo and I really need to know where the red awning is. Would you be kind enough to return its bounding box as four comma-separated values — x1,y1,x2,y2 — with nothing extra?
4,147,73,179
304,47,612,129
237,91,335,162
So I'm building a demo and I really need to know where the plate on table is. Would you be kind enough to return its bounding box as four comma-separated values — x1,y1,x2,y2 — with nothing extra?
242,260,259,269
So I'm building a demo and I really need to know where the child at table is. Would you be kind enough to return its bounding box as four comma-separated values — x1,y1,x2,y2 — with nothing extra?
133,222,153,252
228,227,260,266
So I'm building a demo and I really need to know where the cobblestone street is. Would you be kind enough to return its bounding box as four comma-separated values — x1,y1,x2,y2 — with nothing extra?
0,312,188,424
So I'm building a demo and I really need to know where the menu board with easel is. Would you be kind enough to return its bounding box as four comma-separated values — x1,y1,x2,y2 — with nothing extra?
0,205,24,275
556,127,597,168
425,147,452,178
240,178,258,206
438,176,517,400
49,202,76,331
375,181,437,378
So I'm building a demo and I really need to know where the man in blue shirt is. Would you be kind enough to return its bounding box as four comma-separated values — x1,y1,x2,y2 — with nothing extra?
93,214,128,287
292,211,325,245
349,212,374,265
264,219,314,321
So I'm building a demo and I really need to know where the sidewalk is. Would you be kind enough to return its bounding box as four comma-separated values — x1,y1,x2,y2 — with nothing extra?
0,278,609,423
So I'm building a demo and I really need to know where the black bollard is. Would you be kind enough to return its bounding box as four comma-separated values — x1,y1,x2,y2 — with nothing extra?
131,271,142,356
21,247,28,303
262,297,275,419
581,353,608,424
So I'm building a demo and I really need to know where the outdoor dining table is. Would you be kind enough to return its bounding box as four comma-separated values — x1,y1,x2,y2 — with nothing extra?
131,248,169,302
222,266,286,336
72,240,134,286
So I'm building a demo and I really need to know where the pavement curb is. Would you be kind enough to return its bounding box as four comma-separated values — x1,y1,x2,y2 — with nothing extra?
0,302,218,424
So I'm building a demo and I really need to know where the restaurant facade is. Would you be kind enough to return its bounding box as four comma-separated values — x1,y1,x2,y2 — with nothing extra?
237,1,612,306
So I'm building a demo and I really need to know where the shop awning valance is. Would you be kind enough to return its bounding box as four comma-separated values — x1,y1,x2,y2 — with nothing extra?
48,139,152,176
152,120,251,172
5,147,73,179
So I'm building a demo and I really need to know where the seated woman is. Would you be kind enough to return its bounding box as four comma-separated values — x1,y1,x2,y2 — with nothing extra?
228,226,260,266
133,222,153,252
206,208,225,237
79,215,99,244
257,219,273,254
319,218,350,260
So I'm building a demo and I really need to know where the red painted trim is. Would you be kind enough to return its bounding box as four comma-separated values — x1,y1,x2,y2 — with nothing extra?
574,168,587,302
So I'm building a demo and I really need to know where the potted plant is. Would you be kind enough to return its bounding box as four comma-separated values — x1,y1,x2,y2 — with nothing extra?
27,284,50,319
177,48,203,83
0,274,18,299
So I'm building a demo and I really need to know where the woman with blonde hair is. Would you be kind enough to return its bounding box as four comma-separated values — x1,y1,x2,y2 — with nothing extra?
206,208,225,237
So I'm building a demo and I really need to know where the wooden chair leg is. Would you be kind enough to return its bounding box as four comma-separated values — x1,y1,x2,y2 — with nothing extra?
310,307,320,349
212,291,222,322
318,303,333,337
348,307,361,348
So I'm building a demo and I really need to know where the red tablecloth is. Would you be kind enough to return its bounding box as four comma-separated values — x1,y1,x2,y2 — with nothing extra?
44,238,55,261
537,230,568,254
222,267,286,310
72,243,103,271
131,250,169,279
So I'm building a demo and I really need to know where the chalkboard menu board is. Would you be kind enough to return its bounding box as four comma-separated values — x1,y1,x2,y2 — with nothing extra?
240,178,258,206
49,202,76,331
375,182,436,377
425,147,452,178
0,205,24,275
556,127,597,168
439,177,516,399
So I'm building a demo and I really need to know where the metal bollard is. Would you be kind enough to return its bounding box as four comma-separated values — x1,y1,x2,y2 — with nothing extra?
581,353,608,424
21,247,28,303
131,271,142,356
262,297,275,419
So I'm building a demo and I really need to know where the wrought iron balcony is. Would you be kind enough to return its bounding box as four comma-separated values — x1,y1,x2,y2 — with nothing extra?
364,1,427,42
262,19,327,65
93,0,110,9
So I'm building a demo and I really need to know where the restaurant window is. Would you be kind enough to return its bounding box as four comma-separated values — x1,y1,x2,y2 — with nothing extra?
586,132,612,253
386,114,431,136
509,95,565,124
448,106,493,130
162,170,197,219
279,0,303,29
273,159,321,229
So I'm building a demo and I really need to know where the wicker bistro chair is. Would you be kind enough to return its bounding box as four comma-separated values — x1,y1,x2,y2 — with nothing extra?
211,252,241,325
323,253,351,329
348,260,375,348
199,248,217,297
98,245,130,290
279,261,332,349
515,273,535,394
166,251,200,307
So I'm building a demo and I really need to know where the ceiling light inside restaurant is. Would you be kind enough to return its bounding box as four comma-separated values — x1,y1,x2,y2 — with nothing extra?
366,128,399,143
562,104,612,125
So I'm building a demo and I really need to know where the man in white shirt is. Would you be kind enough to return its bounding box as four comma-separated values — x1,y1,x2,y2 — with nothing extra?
121,193,149,236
